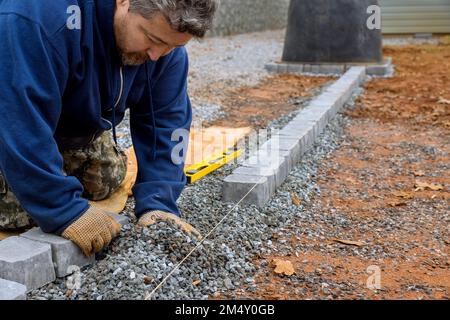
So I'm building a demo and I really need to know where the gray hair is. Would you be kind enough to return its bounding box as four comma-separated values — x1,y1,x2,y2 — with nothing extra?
129,0,219,38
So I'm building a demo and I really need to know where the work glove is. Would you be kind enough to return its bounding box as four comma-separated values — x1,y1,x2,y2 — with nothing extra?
62,205,121,257
138,211,202,240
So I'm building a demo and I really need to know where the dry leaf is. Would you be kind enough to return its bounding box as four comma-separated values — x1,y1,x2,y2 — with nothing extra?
291,192,302,207
143,276,153,285
332,239,364,247
414,181,444,192
437,97,450,105
413,171,425,177
272,259,295,276
388,201,407,207
65,289,73,298
192,279,201,286
393,191,414,199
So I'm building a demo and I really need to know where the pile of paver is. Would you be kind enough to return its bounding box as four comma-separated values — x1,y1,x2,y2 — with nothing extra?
0,214,128,300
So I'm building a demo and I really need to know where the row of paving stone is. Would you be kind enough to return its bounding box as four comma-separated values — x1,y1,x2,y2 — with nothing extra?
222,66,367,207
265,58,393,77
0,213,129,300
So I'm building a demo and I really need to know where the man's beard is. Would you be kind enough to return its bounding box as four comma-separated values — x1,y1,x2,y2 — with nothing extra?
114,18,149,66
118,49,149,66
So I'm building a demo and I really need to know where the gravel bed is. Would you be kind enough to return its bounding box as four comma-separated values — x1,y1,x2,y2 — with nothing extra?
186,30,285,92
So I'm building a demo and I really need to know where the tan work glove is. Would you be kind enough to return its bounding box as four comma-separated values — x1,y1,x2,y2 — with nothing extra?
62,206,121,257
138,211,202,240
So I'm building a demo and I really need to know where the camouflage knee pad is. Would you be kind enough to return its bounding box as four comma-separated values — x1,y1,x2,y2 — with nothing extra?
0,171,36,230
61,132,128,201
0,132,128,230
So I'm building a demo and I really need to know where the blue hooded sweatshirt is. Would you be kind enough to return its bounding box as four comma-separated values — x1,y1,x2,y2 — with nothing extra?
0,0,192,234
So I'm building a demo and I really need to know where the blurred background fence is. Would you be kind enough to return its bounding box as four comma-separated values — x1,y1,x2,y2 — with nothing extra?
208,0,450,36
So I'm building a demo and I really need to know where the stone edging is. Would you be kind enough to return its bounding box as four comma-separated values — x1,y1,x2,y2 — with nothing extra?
265,58,393,77
222,67,367,207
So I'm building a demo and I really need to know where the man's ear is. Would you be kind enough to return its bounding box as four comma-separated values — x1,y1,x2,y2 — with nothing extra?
116,0,130,12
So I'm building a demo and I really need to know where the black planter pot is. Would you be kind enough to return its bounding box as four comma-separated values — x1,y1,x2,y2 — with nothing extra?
282,0,383,63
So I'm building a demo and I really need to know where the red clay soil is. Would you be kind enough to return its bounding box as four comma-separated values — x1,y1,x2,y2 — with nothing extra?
221,40,450,300
203,74,334,128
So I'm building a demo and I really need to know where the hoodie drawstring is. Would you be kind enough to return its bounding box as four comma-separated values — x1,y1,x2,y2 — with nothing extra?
111,65,156,161
112,107,117,146
146,64,157,161
111,66,124,147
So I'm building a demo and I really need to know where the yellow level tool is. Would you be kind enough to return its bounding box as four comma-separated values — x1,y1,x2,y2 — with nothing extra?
184,146,241,184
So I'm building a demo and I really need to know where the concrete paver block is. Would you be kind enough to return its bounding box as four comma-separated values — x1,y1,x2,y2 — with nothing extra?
287,63,303,73
242,152,288,188
279,121,312,137
222,174,271,207
303,64,312,73
0,278,27,300
0,237,55,291
277,63,288,73
21,228,95,278
264,63,278,73
233,166,276,194
269,135,302,166
319,64,345,75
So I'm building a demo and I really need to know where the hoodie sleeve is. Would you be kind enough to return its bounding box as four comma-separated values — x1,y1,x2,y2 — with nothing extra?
130,47,192,218
0,15,89,234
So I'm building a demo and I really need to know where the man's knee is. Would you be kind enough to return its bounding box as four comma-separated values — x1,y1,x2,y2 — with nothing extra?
0,172,35,230
62,132,128,201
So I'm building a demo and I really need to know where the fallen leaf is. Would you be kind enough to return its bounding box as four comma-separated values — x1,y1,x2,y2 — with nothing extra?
332,239,364,247
272,259,295,276
413,171,425,177
268,294,284,300
414,181,444,191
291,192,302,206
388,201,407,207
437,97,450,105
192,279,201,286
393,191,414,199
143,276,153,285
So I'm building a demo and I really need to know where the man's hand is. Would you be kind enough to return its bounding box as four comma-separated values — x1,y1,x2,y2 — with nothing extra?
138,211,202,240
62,206,121,257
